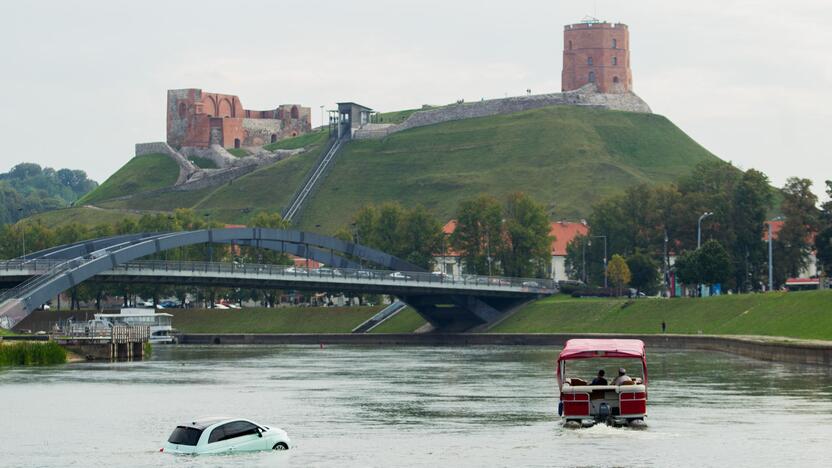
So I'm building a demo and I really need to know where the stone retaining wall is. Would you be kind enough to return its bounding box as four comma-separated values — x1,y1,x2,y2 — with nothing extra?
353,85,652,140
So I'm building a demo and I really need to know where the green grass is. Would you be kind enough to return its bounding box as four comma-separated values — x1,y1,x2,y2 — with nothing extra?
26,206,144,227
263,129,329,151
0,341,67,366
368,307,426,333
298,105,719,232
375,108,422,124
491,290,832,340
167,306,381,333
188,156,218,169
79,154,179,204
226,148,250,158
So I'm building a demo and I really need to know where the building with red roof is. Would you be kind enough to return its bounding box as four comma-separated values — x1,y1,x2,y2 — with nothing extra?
435,219,588,280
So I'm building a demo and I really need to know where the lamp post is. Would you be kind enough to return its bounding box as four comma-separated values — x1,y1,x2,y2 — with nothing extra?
590,235,608,288
319,105,324,129
768,216,784,292
696,211,714,249
664,230,669,296
696,212,713,297
697,212,713,249
17,208,25,262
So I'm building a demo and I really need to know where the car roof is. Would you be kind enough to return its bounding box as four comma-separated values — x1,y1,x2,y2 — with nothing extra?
181,417,234,430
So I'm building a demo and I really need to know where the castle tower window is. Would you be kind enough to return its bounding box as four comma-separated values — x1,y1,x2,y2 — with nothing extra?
178,102,187,118
234,138,241,149
568,40,573,50
588,71,596,83
612,57,618,66
291,105,299,119
270,134,277,143
612,38,618,49
613,76,620,84
587,56,593,66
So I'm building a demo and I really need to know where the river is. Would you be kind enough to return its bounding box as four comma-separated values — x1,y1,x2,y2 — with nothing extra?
1,345,831,467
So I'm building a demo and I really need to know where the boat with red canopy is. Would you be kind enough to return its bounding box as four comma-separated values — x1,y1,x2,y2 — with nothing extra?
556,338,648,428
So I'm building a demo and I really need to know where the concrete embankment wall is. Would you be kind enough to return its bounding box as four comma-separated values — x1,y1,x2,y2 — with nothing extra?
177,333,832,367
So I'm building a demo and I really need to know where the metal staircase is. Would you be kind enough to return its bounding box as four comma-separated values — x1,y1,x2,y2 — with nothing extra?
282,135,347,222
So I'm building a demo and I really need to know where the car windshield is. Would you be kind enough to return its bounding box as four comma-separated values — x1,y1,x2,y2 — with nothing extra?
168,426,203,446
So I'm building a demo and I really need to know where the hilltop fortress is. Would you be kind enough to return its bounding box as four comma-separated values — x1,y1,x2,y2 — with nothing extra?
131,18,650,193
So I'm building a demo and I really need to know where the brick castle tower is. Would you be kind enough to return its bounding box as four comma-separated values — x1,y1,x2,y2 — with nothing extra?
562,19,632,94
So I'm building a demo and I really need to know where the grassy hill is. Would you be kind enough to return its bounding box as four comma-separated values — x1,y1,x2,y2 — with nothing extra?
296,105,719,231
79,153,179,204
40,106,719,230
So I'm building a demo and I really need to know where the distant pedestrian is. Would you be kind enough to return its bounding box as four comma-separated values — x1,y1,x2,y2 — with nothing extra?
661,321,667,333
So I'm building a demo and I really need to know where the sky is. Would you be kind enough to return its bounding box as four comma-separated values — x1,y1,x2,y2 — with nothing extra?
1,0,830,200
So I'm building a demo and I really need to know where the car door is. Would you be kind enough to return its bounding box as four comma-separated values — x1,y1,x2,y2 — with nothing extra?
220,421,264,452
204,424,233,454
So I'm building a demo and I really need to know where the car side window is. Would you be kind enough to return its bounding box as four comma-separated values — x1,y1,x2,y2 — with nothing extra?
208,425,226,443
212,421,259,442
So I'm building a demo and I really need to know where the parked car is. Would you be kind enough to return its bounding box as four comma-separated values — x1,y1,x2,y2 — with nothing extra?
163,417,290,455
388,271,412,280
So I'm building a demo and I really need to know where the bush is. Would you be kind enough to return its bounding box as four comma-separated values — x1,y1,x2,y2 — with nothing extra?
0,341,67,366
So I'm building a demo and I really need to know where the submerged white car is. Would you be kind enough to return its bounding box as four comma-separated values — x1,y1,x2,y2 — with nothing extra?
163,417,290,455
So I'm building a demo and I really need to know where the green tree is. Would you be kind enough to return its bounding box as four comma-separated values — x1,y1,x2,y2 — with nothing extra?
499,192,552,278
626,251,659,295
697,239,733,286
606,254,631,296
776,177,820,280
395,205,442,269
816,181,832,278
674,250,701,287
451,195,504,275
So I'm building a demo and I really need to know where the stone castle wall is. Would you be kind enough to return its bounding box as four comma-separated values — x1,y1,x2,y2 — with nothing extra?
353,86,651,140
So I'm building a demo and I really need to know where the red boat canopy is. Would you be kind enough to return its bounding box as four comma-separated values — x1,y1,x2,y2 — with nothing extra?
556,339,648,388
558,339,646,361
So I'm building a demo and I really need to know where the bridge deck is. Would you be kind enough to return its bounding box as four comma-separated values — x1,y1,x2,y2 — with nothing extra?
0,260,555,297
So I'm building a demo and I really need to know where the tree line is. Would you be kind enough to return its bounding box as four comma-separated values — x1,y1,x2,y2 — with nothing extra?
0,163,97,224
566,160,831,294
337,192,552,278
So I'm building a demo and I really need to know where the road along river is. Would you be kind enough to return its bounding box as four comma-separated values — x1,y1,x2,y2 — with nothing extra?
1,345,831,467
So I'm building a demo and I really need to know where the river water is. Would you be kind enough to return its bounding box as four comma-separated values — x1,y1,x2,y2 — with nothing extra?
1,345,831,467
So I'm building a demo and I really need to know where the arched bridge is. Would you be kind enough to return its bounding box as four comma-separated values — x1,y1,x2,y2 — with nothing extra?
0,228,555,331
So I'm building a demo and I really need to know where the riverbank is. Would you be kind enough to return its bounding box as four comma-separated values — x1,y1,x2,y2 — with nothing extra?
0,341,67,366
175,333,832,367
489,290,832,340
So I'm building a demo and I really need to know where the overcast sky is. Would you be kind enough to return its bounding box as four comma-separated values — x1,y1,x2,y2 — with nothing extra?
1,0,829,200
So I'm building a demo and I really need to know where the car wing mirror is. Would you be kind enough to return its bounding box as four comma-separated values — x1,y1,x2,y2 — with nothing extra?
257,428,263,438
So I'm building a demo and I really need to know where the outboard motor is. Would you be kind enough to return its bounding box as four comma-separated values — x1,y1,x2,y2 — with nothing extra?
598,402,611,421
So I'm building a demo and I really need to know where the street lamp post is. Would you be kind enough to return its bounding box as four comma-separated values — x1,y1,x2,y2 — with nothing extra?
696,211,713,297
664,230,669,296
581,236,587,284
590,235,608,288
697,212,713,249
320,105,324,129
768,216,784,292
17,208,25,261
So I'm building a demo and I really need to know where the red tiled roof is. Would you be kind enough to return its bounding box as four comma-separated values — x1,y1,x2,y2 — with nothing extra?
549,221,589,256
438,219,588,257
762,220,784,241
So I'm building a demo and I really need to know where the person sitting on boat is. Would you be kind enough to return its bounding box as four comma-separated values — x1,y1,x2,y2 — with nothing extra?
590,369,608,386
612,368,633,385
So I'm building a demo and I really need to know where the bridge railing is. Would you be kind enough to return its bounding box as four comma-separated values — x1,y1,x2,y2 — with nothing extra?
108,260,557,293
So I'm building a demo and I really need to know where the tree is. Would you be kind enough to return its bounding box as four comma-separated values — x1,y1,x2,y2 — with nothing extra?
626,251,659,295
816,181,832,278
674,250,701,287
697,240,733,286
777,177,820,280
499,192,552,278
606,254,631,296
451,195,504,275
730,169,772,291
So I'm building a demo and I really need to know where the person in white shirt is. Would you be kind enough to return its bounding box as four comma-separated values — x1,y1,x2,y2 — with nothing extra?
612,367,633,385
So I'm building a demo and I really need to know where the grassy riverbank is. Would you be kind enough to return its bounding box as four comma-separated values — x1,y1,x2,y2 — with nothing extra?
490,290,832,340
0,341,67,366
166,306,382,333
